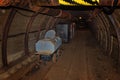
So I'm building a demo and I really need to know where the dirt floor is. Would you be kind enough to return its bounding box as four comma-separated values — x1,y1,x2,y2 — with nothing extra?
21,30,120,80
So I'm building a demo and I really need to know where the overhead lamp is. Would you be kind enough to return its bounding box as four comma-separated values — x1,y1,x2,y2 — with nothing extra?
79,17,82,19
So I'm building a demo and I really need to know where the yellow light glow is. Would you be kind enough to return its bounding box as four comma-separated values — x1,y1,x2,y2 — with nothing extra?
92,0,99,3
59,0,76,6
73,0,94,6
59,0,99,6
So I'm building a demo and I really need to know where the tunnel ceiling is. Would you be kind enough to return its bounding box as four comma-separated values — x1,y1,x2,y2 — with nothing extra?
0,0,120,19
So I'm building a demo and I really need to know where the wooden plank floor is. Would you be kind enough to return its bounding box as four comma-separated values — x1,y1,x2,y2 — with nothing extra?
22,30,120,80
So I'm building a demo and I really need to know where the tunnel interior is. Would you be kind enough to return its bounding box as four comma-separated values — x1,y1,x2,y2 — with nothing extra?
0,6,120,80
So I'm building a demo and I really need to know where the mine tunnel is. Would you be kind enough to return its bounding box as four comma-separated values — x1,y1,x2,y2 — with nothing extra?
0,1,120,80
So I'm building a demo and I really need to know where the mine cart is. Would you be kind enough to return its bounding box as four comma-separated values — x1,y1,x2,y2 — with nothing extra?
35,30,62,63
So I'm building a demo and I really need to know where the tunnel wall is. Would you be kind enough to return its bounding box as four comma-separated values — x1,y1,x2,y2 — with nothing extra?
110,10,120,68
7,10,32,64
0,8,64,68
89,10,120,68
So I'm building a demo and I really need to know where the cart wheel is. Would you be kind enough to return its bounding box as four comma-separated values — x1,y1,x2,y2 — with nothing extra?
52,54,57,63
58,49,63,56
56,50,60,57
